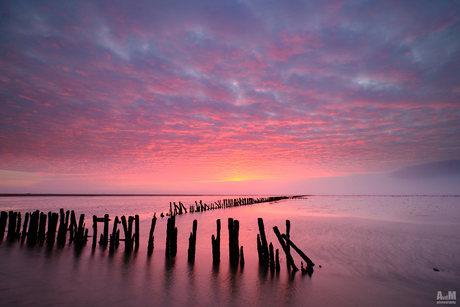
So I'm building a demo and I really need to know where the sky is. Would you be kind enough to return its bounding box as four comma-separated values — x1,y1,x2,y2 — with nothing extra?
1,0,459,195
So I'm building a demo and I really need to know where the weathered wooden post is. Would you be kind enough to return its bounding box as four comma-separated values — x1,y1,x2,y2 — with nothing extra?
258,218,270,266
7,211,17,241
240,246,245,268
165,216,177,258
187,219,198,263
269,242,275,271
0,211,7,241
275,249,280,272
75,213,85,247
110,216,120,252
38,212,47,243
212,219,221,264
69,210,77,244
134,215,139,251
57,209,68,246
15,212,22,240
27,210,39,244
147,214,157,255
47,212,59,245
273,226,298,272
102,214,109,246
281,234,315,268
228,218,240,266
92,215,98,248
21,212,29,243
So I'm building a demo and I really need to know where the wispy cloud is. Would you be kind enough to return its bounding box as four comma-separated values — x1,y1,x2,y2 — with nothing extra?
0,0,459,191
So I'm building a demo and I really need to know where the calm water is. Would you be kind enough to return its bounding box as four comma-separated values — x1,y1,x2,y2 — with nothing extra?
1,195,459,306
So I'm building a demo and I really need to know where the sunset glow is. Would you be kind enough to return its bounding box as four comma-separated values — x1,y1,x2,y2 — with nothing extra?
1,0,459,194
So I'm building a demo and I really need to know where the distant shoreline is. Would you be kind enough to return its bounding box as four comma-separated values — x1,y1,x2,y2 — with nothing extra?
0,194,457,197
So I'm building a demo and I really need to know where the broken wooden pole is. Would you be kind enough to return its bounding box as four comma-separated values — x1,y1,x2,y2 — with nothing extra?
240,246,245,268
257,234,263,264
281,234,315,268
75,213,86,247
273,226,298,272
147,214,157,255
258,218,270,266
21,212,29,243
187,219,198,263
0,211,7,241
212,219,221,264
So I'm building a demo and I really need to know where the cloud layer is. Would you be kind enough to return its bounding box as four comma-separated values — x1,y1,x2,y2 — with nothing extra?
1,0,459,192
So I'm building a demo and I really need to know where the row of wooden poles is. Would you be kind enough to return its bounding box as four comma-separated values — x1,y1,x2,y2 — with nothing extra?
0,196,314,273
163,196,290,217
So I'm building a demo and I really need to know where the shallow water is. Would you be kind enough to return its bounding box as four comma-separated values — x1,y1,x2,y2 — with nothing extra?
0,195,459,306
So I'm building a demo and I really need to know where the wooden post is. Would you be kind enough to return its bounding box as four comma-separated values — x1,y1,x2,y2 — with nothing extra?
134,215,139,251
269,242,275,271
281,234,315,268
38,212,47,243
273,226,298,272
69,210,77,244
75,213,85,247
7,211,17,241
21,212,29,243
147,214,157,255
110,216,120,252
165,216,177,258
240,246,245,268
187,219,198,263
47,212,59,245
228,218,240,266
57,209,68,246
258,218,270,266
275,249,280,272
212,219,221,264
15,212,21,240
27,210,39,244
92,215,98,248
103,214,110,246
0,211,7,241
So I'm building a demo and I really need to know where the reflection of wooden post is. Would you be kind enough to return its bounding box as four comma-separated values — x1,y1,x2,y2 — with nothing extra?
212,219,221,264
273,226,298,272
147,214,157,255
187,219,198,263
